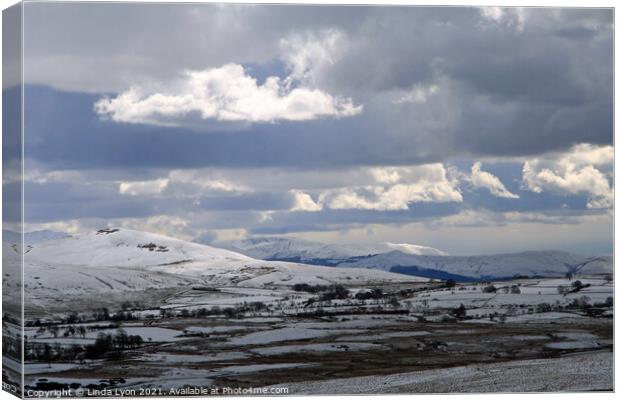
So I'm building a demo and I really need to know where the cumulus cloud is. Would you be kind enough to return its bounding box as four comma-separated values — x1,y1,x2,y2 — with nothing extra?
522,144,613,208
318,164,463,211
470,162,519,199
95,63,361,126
369,167,402,185
290,190,323,212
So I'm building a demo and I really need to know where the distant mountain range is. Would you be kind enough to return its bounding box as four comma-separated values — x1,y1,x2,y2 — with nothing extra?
217,237,612,281
4,230,612,284
216,236,447,265
2,229,70,245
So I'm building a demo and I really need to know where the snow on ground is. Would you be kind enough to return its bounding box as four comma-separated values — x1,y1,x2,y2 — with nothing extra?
555,332,599,340
215,363,317,374
335,331,431,342
544,341,600,350
217,237,447,262
342,251,612,280
21,228,422,302
24,363,84,374
138,352,249,363
229,328,335,345
265,351,612,393
24,262,202,296
26,229,251,268
252,342,388,356
404,279,612,314
504,312,588,323
234,260,425,288
510,335,550,341
287,319,402,330
229,317,283,323
184,326,252,335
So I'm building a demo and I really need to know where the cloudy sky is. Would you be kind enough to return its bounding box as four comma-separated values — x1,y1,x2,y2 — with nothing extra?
9,3,613,255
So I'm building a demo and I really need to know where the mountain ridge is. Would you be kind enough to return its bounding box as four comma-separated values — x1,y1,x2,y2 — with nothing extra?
215,237,612,281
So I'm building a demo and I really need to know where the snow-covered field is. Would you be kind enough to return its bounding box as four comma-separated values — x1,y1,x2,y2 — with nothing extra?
266,351,612,393
2,228,613,396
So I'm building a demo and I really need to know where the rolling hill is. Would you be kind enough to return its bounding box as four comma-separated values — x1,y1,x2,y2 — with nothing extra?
3,229,425,303
216,237,612,281
217,236,447,266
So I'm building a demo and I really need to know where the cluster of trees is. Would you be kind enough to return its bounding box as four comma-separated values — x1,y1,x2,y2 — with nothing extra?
26,329,145,364
319,285,350,301
482,285,497,293
120,301,146,311
293,283,335,293
557,280,591,295
451,304,467,319
164,301,269,320
27,342,75,365
85,330,144,358
35,325,87,339
354,288,385,300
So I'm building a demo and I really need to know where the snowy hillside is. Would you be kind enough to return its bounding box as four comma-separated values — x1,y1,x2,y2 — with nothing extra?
340,250,612,281
217,236,447,264
26,228,251,268
19,229,424,301
217,237,611,281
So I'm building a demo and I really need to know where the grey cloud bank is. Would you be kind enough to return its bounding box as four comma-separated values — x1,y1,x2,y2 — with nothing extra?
14,4,613,255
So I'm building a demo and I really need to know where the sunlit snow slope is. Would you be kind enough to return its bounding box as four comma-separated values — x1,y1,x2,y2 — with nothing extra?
4,229,423,299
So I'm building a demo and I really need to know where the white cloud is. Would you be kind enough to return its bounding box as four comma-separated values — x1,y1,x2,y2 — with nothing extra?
318,164,463,211
427,208,609,229
166,170,250,194
479,7,527,32
290,190,323,212
522,144,613,208
470,162,519,199
119,170,250,197
280,29,345,85
369,167,402,185
119,178,169,196
95,63,362,126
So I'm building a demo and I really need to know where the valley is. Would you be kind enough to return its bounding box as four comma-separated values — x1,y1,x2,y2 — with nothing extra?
2,229,614,396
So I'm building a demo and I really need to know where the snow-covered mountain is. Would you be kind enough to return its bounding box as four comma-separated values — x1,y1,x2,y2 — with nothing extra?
216,237,611,281
26,228,252,268
340,250,613,281
16,229,424,301
217,236,447,265
2,229,70,245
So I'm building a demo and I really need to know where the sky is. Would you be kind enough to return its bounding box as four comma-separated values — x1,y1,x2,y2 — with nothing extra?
7,3,613,255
